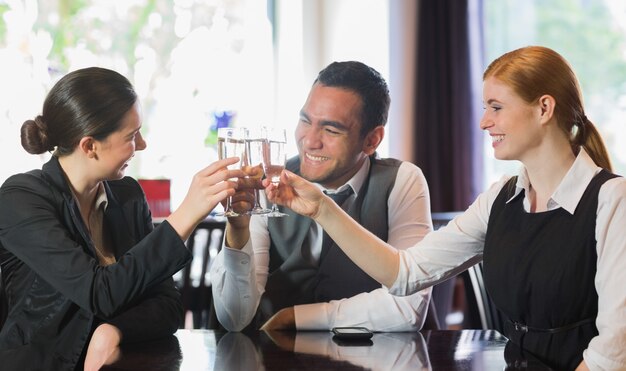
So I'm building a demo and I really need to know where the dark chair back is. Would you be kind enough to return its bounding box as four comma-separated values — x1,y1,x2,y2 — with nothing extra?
421,297,441,330
175,219,226,329
463,262,504,332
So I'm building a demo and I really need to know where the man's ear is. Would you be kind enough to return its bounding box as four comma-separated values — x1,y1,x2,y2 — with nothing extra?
78,137,97,159
362,126,385,156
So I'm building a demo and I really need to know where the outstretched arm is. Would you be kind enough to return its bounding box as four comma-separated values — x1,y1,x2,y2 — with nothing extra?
264,170,400,287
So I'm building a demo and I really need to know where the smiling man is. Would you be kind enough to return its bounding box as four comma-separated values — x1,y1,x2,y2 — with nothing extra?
210,61,435,332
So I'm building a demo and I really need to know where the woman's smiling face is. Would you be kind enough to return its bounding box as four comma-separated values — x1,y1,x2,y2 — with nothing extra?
480,77,543,163
94,102,146,181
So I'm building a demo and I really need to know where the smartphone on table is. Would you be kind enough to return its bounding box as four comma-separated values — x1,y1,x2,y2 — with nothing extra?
331,327,373,346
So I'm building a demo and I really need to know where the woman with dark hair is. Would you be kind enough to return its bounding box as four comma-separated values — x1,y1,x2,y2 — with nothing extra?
0,67,242,370
264,46,626,370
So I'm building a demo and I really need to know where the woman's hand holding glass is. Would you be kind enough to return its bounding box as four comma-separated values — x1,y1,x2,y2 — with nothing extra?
263,169,326,220
166,157,244,241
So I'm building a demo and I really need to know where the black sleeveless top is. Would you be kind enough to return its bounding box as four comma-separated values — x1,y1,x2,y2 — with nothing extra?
483,170,617,370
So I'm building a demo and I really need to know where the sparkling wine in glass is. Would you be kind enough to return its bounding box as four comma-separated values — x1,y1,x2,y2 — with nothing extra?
262,127,288,217
244,127,271,215
216,127,247,217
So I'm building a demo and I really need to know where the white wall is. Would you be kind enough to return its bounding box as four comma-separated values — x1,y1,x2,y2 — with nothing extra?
274,0,392,156
388,0,417,162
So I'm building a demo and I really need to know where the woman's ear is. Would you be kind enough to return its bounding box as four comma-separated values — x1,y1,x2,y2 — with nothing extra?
538,94,556,125
79,137,97,159
362,126,385,156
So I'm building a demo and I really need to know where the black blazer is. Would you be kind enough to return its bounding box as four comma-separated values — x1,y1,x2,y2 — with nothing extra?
0,156,192,370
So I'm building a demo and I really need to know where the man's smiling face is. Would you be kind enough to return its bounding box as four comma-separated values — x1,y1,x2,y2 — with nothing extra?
295,83,369,189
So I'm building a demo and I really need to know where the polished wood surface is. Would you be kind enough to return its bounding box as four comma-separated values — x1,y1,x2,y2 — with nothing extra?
101,329,553,371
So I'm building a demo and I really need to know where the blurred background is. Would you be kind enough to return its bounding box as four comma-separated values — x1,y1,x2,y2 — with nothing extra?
2,0,626,212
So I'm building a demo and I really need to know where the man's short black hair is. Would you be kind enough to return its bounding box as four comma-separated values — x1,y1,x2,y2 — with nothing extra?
314,61,390,138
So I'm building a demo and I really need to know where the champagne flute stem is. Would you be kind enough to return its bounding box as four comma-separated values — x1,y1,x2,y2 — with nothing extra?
224,195,239,217
254,189,261,208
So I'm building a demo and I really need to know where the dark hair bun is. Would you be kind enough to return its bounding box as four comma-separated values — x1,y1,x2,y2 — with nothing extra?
21,115,53,154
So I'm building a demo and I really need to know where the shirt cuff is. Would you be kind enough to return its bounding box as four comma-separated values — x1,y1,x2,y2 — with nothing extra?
222,239,254,275
584,347,626,371
294,303,331,330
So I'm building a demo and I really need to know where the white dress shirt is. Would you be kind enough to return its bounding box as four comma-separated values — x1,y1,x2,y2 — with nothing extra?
210,157,433,331
390,149,626,371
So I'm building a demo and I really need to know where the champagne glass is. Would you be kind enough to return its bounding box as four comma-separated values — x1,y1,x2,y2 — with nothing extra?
244,127,271,215
262,127,288,217
216,127,247,217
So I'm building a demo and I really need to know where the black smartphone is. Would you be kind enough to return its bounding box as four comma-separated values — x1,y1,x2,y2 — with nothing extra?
331,327,373,340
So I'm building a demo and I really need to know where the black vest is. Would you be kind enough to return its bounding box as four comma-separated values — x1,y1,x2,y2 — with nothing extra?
250,155,401,328
484,170,618,370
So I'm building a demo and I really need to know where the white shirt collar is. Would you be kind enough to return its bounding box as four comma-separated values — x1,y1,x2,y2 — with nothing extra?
315,156,370,196
95,182,109,212
69,182,108,211
508,148,602,214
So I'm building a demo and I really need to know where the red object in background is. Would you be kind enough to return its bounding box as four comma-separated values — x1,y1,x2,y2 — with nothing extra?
138,179,171,218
